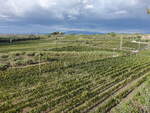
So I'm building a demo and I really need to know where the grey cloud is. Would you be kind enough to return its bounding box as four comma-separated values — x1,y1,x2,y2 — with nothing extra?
0,0,150,33
0,0,149,21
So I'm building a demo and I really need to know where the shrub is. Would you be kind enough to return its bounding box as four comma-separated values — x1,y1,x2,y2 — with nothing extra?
27,59,36,65
15,60,25,66
1,54,9,59
27,52,36,57
0,64,9,70
15,52,21,56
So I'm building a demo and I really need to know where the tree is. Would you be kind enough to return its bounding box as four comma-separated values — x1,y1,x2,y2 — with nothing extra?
48,32,65,38
108,32,117,37
29,34,36,39
147,9,150,14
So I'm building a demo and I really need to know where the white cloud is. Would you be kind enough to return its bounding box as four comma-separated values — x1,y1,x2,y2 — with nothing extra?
38,0,57,9
85,4,94,9
0,14,9,18
114,10,127,15
0,0,149,21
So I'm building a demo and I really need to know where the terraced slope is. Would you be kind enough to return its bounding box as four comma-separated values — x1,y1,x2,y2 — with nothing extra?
110,75,150,113
0,54,150,113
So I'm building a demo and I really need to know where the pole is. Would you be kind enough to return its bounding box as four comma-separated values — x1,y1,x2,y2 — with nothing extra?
138,41,141,51
39,39,41,75
120,35,123,50
39,52,41,75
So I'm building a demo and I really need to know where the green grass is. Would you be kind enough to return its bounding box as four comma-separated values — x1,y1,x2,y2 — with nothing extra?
0,34,149,113
0,54,149,113
111,75,150,113
0,34,146,53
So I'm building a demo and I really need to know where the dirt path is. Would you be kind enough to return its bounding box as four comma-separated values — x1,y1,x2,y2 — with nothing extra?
109,82,146,113
131,40,149,45
10,61,50,69
88,71,150,113
109,73,150,113
108,72,150,113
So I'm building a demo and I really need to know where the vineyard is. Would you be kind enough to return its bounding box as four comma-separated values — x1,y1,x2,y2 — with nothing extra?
0,34,149,113
111,74,150,113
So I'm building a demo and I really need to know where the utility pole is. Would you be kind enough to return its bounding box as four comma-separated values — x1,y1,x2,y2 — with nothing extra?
120,35,123,50
38,36,41,75
138,41,141,51
39,52,41,75
9,38,12,43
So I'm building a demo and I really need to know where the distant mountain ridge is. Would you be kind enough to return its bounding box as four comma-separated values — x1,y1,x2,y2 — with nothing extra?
65,31,104,35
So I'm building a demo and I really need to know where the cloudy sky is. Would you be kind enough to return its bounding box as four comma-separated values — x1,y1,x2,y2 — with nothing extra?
0,0,150,33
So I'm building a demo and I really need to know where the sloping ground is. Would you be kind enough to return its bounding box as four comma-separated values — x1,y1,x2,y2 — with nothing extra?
0,50,119,70
0,54,149,113
110,75,150,113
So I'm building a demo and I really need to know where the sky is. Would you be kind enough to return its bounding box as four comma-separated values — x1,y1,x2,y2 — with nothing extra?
0,0,150,33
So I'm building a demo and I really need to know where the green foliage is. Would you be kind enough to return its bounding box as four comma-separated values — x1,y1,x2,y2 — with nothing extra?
111,75,150,113
0,63,9,70
48,32,65,37
147,9,150,14
0,54,149,112
0,54,9,58
0,34,149,112
108,32,117,37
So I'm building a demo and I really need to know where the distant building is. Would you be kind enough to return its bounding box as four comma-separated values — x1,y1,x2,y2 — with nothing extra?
132,50,139,53
142,35,150,40
51,32,64,36
48,32,65,38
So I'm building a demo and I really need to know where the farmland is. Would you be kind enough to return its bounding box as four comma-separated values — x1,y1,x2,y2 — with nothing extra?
0,33,150,113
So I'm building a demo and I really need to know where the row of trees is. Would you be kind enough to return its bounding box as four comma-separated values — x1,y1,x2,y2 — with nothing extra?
48,32,65,37
0,35,40,43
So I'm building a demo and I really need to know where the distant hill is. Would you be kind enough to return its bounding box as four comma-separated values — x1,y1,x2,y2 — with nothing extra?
65,31,104,35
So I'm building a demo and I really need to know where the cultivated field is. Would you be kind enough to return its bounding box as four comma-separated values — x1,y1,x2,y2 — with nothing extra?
0,33,149,113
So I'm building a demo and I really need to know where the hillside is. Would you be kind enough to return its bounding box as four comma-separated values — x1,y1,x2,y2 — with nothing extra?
0,34,149,113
